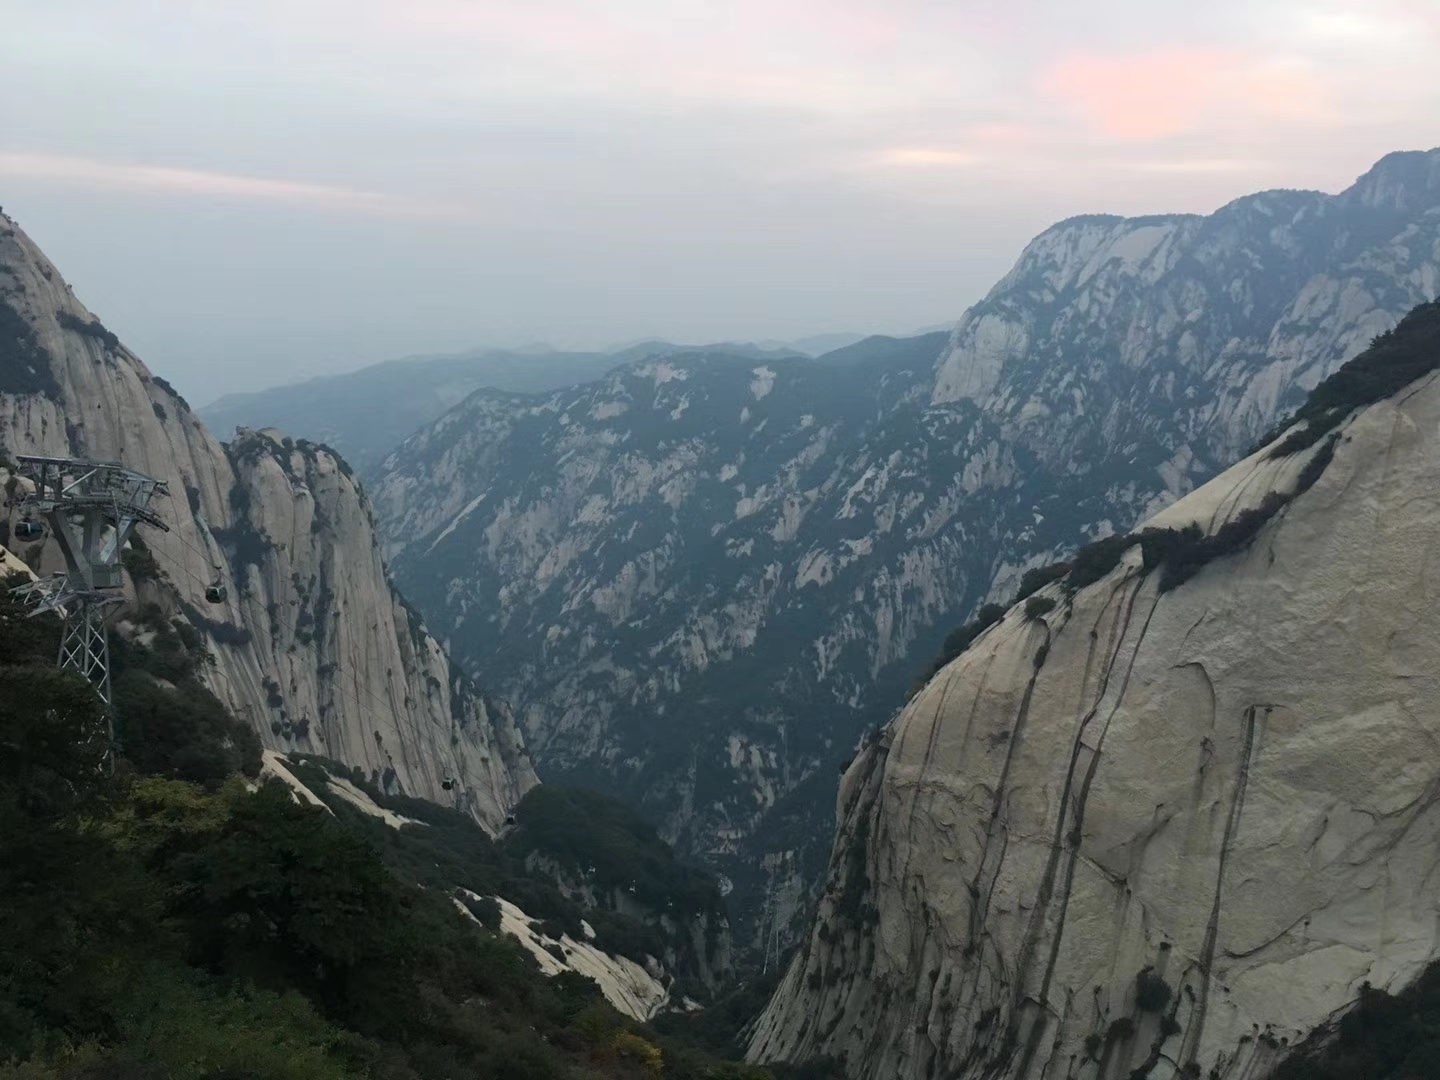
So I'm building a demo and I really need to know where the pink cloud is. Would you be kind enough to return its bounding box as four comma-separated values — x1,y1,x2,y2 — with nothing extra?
1042,49,1238,140
1397,0,1440,37
1040,48,1329,141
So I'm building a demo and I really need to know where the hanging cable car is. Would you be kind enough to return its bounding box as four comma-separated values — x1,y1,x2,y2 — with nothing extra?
205,566,228,604
14,519,43,540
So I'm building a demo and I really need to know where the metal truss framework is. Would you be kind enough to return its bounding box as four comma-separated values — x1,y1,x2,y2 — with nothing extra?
11,455,169,706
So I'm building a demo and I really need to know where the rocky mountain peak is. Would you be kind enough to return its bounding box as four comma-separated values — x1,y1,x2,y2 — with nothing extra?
0,212,536,833
1342,146,1440,211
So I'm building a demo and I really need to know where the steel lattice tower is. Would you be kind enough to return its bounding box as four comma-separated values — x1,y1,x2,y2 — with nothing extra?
11,455,169,705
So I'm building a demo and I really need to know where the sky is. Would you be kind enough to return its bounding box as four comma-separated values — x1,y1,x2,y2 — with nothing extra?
2,0,1437,404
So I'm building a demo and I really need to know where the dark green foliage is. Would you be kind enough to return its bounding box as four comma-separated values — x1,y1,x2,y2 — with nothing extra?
584,910,667,966
0,665,110,822
1023,595,1056,620
0,579,756,1080
1269,299,1440,455
1272,967,1440,1080
165,783,421,1027
57,311,121,352
652,961,788,1058
1016,562,1070,601
915,532,1140,695
1066,533,1135,590
107,607,261,785
0,297,59,398
1135,968,1172,1013
149,375,189,412
121,541,161,584
1107,1018,1136,1043
459,892,502,930
0,573,61,663
509,785,725,919
112,671,262,785
1295,433,1340,495
285,756,722,981
1084,1033,1103,1059
211,502,273,574
1139,493,1288,592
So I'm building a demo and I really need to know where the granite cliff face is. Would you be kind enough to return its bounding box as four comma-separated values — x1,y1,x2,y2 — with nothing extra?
372,150,1440,945
749,304,1440,1078
934,149,1440,473
0,212,535,831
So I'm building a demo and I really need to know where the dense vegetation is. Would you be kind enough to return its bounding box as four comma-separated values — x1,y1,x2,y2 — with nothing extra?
55,311,121,353
1272,967,1440,1080
0,576,769,1080
0,297,60,399
509,786,725,920
279,758,726,991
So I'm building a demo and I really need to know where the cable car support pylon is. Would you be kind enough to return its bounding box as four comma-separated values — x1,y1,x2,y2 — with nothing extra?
10,455,169,706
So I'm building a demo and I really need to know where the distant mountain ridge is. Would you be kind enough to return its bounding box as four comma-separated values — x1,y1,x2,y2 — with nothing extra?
370,148,1440,954
201,340,811,476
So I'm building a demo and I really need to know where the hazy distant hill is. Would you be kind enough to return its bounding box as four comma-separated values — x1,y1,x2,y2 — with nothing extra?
200,340,806,474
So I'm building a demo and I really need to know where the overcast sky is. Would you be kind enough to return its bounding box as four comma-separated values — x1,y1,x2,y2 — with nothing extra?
3,0,1437,404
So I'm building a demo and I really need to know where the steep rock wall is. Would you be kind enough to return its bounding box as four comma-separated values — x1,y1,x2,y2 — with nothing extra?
0,212,535,831
750,364,1440,1078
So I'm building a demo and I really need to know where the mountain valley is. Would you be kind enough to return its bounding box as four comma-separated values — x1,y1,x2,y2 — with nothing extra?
370,149,1440,952
3,145,1440,1080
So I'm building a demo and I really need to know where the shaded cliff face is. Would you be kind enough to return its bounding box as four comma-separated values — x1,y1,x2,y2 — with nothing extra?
749,317,1440,1078
0,213,535,832
372,150,1440,948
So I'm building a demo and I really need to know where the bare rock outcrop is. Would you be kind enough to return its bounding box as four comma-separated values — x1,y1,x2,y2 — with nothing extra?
0,212,535,831
751,341,1440,1076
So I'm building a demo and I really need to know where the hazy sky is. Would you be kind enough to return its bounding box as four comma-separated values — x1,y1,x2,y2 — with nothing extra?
3,0,1437,404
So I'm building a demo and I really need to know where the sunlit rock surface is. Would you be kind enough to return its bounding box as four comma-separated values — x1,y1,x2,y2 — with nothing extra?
750,365,1440,1079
